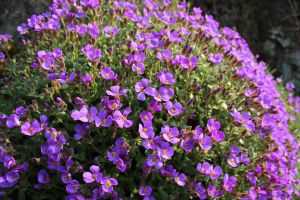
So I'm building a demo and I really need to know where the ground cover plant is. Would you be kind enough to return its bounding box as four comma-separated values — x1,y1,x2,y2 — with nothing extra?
0,0,299,199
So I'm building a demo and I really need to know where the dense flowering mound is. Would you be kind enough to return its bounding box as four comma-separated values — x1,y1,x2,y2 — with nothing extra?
0,0,299,199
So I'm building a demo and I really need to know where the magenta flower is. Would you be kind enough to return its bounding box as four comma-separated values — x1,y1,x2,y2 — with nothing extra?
132,62,145,74
210,166,223,180
101,67,118,80
164,101,184,117
38,169,50,184
135,78,149,101
100,177,118,193
174,173,186,186
21,120,42,136
113,108,133,128
139,185,152,197
157,70,176,85
157,142,174,160
106,85,128,99
95,110,113,127
83,165,102,183
161,124,180,144
81,44,101,62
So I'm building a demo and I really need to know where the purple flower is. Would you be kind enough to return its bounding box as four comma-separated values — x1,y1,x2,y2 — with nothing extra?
164,101,184,117
145,86,174,102
146,154,163,169
209,53,223,65
6,114,21,128
15,106,27,117
156,49,172,62
139,185,152,197
240,153,250,165
82,44,101,62
161,124,180,144
71,105,89,122
88,23,99,39
227,155,240,168
197,128,212,151
132,62,145,74
104,26,119,38
174,173,186,186
211,130,225,142
135,78,149,101
4,171,19,185
207,185,219,197
83,165,102,183
115,158,127,172
207,119,221,133
197,162,212,175
106,85,128,99
74,124,90,140
101,67,118,80
100,177,118,193
139,124,155,139
107,100,122,111
180,138,194,152
157,70,176,85
38,169,50,184
66,180,80,193
210,166,223,180
113,108,133,128
223,174,237,192
157,142,174,160
21,120,42,136
95,110,113,127
194,182,207,199
168,30,182,42
81,73,92,84
76,25,87,36
140,111,153,125
230,109,255,131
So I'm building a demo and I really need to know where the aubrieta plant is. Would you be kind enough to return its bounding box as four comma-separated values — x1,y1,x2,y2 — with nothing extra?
0,0,299,199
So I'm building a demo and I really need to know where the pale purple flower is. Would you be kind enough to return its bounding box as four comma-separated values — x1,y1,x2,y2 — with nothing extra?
139,185,152,197
139,124,155,139
101,67,118,80
82,44,101,62
135,78,149,101
157,70,176,85
207,185,219,197
211,130,225,142
146,154,163,169
71,105,89,122
180,138,194,152
210,166,223,180
113,108,133,128
164,101,184,116
174,173,186,186
100,177,118,193
104,26,119,38
230,109,255,131
161,124,180,144
132,62,145,74
21,120,42,136
83,165,102,183
157,142,174,160
207,118,221,133
156,49,172,61
140,111,153,125
6,114,21,128
223,174,237,192
95,110,113,127
209,53,223,65
107,100,123,111
106,85,128,99
227,155,240,168
88,23,99,39
197,162,212,175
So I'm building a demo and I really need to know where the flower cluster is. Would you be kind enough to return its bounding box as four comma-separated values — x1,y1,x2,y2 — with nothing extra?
0,0,299,199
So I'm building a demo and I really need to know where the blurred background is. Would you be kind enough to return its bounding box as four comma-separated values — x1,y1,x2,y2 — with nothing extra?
0,0,299,89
